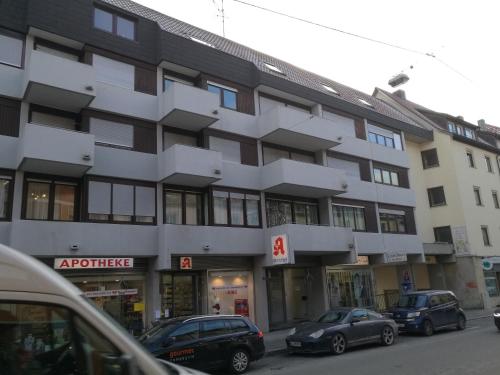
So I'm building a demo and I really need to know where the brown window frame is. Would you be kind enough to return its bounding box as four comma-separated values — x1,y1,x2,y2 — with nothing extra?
209,187,262,228
84,176,157,225
163,185,205,226
427,186,447,207
21,173,80,222
379,212,407,234
93,6,137,41
421,148,439,169
265,194,320,228
262,142,316,165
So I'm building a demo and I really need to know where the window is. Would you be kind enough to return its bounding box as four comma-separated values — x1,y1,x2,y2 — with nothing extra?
493,191,500,209
228,319,249,333
262,144,315,165
434,226,453,243
0,173,13,220
447,122,456,133
164,188,203,225
212,189,261,227
379,212,406,233
90,117,134,148
170,322,200,342
163,129,198,150
481,226,491,246
162,71,194,92
207,82,237,110
94,7,136,40
24,177,78,221
200,320,228,338
30,105,77,131
87,179,156,224
465,128,475,139
466,151,475,168
484,271,500,297
333,204,366,231
328,158,361,178
373,167,400,186
34,38,80,61
473,186,482,206
263,62,285,75
0,30,23,67
427,186,446,207
421,148,439,169
485,156,493,173
209,136,241,163
266,198,319,227
351,309,369,321
367,130,402,150
93,54,135,90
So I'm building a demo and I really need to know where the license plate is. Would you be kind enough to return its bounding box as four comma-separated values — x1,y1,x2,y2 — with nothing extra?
289,341,302,348
397,324,405,328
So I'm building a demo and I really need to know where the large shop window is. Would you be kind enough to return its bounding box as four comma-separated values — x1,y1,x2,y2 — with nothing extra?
87,179,156,224
94,7,136,40
23,176,78,221
0,302,124,374
164,188,203,225
266,197,319,227
484,271,500,297
379,210,407,234
207,82,237,110
212,189,260,227
332,204,366,231
262,144,315,165
209,271,254,320
0,29,24,68
0,173,13,220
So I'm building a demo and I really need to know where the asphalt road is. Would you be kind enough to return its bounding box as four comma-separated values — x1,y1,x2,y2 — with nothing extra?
244,317,499,375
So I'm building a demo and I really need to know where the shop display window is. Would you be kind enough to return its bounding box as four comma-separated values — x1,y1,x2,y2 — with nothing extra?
208,271,254,321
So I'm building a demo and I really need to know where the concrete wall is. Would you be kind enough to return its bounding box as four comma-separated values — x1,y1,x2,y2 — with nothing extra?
0,136,20,169
212,107,258,138
212,162,261,190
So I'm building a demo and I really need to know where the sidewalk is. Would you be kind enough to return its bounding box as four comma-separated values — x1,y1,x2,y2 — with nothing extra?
263,308,496,356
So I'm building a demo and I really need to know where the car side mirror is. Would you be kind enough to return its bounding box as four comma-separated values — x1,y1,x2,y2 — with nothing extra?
162,336,175,347
101,354,139,375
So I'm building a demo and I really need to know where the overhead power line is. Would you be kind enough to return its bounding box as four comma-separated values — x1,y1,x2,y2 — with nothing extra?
229,0,473,82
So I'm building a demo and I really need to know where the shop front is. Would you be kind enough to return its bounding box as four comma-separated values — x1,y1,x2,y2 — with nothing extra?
49,257,148,336
326,266,375,309
160,256,255,321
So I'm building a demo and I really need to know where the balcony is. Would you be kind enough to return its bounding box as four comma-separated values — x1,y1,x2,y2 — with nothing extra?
265,224,353,256
159,225,263,262
159,144,223,186
159,82,219,131
23,50,96,112
258,106,342,151
18,123,95,177
8,220,158,257
423,242,454,255
354,232,423,258
261,159,348,198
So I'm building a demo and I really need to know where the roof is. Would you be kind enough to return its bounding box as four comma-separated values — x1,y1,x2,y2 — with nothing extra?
479,122,500,136
101,0,421,128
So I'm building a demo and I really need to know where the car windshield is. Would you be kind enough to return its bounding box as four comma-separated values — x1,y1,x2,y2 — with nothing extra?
317,310,348,323
398,294,428,308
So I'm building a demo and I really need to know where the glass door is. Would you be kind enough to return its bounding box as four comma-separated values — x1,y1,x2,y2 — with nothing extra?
266,268,286,329
161,273,199,318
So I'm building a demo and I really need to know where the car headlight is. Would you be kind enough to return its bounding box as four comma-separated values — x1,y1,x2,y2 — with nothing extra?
493,313,500,318
288,327,296,335
309,329,324,339
407,312,421,318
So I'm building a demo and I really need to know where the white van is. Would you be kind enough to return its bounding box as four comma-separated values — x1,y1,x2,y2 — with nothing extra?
0,244,201,375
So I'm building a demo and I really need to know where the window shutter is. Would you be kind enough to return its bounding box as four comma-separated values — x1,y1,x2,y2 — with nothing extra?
240,142,258,166
93,54,135,90
354,118,366,140
135,186,156,217
0,34,23,67
90,118,134,148
328,158,361,178
112,184,134,215
88,181,111,214
209,136,241,163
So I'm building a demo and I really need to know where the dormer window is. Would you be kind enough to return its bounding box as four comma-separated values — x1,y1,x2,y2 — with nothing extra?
94,7,136,41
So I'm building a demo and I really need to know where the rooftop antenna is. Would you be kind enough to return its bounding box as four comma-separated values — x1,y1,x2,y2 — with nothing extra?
212,0,226,37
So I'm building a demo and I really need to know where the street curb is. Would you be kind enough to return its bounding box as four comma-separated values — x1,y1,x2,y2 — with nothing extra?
467,314,491,321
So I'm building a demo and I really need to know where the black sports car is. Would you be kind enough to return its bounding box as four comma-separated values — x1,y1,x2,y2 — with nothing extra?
286,307,398,355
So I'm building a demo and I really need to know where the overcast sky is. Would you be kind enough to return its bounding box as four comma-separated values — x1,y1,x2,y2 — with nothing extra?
138,0,499,126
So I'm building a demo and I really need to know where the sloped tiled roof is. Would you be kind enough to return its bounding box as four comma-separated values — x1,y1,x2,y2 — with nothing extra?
101,0,420,127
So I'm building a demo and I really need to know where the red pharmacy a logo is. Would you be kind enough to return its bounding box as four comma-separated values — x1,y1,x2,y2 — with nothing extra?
273,236,285,256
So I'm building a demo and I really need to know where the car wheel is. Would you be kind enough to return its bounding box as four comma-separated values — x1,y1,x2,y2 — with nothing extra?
331,333,347,355
423,320,434,336
381,326,395,346
229,349,250,374
456,315,466,330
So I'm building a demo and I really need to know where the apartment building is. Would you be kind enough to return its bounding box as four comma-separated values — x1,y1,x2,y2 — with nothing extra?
0,0,431,332
375,89,500,309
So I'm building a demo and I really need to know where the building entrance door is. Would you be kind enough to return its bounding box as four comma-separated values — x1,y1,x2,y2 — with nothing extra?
266,268,287,330
161,273,200,318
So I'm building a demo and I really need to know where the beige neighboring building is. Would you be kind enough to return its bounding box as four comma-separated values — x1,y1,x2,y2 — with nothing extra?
375,88,500,309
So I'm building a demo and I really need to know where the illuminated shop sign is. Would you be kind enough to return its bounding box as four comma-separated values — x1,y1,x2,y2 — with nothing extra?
54,258,134,270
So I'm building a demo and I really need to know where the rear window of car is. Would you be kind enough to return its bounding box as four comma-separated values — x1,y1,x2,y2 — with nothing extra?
228,319,249,333
200,319,229,338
